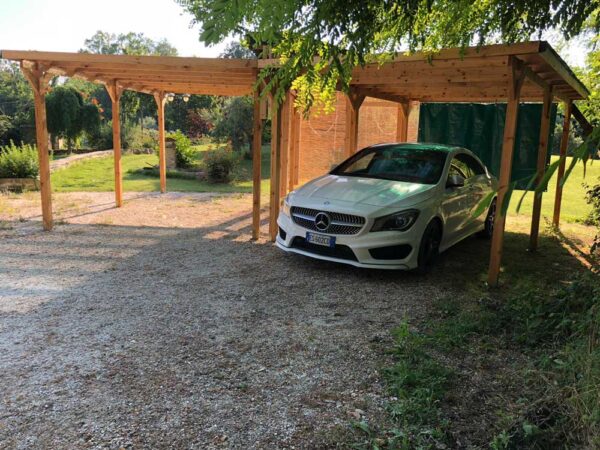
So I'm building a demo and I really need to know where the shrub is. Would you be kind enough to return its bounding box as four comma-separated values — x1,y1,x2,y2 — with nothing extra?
124,125,158,152
167,130,195,168
203,148,238,183
86,120,113,150
584,179,600,255
0,141,39,178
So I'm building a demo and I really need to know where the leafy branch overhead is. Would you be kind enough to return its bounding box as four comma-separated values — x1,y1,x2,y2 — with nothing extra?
178,0,599,109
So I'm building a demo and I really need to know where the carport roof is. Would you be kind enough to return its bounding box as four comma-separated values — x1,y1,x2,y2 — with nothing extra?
0,50,258,97
1,41,588,103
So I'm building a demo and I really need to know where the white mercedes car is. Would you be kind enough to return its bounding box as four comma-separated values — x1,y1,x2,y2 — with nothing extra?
276,143,498,272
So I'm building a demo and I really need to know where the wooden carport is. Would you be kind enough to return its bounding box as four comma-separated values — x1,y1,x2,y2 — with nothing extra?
0,41,590,286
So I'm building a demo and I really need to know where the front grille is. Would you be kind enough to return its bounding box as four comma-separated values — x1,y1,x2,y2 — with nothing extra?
291,237,358,261
290,206,365,235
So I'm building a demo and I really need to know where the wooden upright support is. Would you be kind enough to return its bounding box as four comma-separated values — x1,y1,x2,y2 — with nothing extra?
251,88,263,240
279,92,293,200
552,100,573,228
106,80,124,207
396,101,410,142
269,95,283,241
528,86,553,251
154,91,167,193
487,56,525,287
290,107,301,190
21,63,53,231
344,89,365,157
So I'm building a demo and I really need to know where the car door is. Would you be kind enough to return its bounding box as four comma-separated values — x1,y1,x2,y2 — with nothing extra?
455,153,490,230
440,160,470,246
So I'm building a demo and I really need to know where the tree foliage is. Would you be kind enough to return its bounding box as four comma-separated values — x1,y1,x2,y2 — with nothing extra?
178,0,600,109
80,31,178,56
46,86,101,149
0,61,33,145
211,96,254,152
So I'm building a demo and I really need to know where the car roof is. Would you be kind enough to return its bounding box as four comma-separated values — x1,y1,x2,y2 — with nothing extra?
369,142,460,153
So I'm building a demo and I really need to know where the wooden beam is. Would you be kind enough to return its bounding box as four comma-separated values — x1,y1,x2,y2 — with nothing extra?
106,80,124,207
529,85,553,251
279,91,293,199
344,89,365,157
154,91,167,193
3,50,260,69
552,99,573,228
290,107,301,189
251,88,263,240
396,101,410,142
488,56,526,287
21,63,52,230
269,96,282,241
571,104,594,137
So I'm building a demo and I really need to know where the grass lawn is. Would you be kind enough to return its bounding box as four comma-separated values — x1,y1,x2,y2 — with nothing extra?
51,144,272,194
51,146,597,223
509,155,598,223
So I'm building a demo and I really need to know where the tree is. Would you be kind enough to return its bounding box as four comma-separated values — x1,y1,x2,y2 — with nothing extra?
80,31,178,56
46,86,101,150
0,61,34,145
186,109,212,138
211,97,254,152
220,41,257,59
178,0,600,109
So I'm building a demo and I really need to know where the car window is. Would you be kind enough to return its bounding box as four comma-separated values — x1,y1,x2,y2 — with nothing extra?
448,163,467,181
455,153,486,177
449,157,470,179
332,146,448,184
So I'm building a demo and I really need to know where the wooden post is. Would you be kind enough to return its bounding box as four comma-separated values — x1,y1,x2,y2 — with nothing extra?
279,91,295,200
487,56,525,287
21,63,52,231
106,80,123,207
269,96,283,241
552,100,573,228
251,88,263,240
528,86,553,251
344,89,365,157
154,91,167,193
290,107,301,190
396,101,410,142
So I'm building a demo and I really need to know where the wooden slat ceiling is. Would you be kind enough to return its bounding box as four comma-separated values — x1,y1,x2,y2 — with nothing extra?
346,41,588,103
0,50,258,96
1,41,589,102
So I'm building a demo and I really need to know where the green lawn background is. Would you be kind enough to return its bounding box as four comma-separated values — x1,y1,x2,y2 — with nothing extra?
51,149,598,223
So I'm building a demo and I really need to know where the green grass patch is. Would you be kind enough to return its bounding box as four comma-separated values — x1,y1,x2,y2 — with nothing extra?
510,156,600,223
51,144,272,194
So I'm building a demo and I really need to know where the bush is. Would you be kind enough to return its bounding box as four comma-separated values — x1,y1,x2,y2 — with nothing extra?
124,125,158,152
167,130,195,168
86,120,113,150
0,141,39,178
203,148,238,183
584,179,600,255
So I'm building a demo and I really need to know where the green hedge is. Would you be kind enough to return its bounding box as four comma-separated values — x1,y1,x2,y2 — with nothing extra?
0,141,39,178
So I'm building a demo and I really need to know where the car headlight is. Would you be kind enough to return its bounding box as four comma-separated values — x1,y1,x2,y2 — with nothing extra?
281,198,291,217
370,209,419,232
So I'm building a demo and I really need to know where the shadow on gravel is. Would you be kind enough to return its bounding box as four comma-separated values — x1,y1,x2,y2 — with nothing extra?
0,209,589,449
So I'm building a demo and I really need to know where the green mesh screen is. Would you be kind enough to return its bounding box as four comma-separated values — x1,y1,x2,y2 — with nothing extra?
418,103,557,189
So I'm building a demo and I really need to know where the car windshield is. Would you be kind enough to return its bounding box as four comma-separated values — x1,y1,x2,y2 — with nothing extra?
331,146,448,184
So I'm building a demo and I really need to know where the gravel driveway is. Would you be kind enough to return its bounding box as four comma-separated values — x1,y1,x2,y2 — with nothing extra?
0,192,457,449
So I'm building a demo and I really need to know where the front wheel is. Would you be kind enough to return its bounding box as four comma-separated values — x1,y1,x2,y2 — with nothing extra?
415,220,442,274
478,198,497,239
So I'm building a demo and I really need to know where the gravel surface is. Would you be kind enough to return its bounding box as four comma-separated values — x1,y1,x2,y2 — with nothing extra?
0,192,453,449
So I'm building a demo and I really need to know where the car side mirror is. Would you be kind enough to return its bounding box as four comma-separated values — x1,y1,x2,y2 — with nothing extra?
446,174,465,188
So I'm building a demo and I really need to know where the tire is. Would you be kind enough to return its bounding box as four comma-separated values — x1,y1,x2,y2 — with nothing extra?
415,220,442,274
478,198,497,239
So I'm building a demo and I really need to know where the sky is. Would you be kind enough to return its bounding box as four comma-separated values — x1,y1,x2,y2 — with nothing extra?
0,0,227,57
0,0,589,66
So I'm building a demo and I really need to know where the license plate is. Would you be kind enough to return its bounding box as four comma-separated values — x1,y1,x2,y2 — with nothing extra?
306,232,335,247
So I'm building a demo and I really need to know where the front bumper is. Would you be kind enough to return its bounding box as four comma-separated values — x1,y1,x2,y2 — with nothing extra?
276,212,422,270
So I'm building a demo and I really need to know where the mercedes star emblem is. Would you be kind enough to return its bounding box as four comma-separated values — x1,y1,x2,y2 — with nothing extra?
314,212,331,231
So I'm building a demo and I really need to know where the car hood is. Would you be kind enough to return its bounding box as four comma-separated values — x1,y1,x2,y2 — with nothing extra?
292,174,437,208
